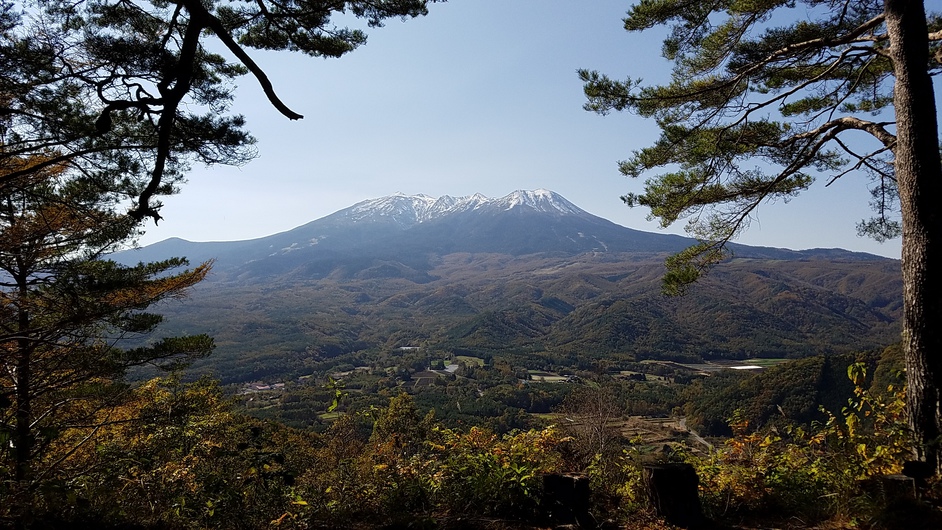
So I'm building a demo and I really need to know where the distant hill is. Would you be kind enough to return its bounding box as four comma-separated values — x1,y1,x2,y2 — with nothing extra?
116,190,902,383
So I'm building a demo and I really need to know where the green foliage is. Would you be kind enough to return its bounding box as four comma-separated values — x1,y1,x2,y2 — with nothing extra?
369,392,436,458
161,254,901,386
586,449,646,512
681,354,866,436
0,0,441,499
581,0,939,291
5,381,556,528
2,0,436,221
695,362,914,524
426,426,565,517
1,377,302,529
289,394,567,525
0,151,213,490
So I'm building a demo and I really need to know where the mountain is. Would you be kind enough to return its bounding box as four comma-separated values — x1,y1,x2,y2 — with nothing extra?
117,190,902,383
121,189,867,280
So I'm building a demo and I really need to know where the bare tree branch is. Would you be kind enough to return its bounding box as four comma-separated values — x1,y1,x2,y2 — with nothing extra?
201,8,304,121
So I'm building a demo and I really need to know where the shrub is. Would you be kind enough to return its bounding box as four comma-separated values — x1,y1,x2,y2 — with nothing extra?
695,363,913,525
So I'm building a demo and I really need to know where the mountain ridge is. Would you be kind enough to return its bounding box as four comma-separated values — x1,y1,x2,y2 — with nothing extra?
340,189,590,226
121,190,892,277
113,190,903,384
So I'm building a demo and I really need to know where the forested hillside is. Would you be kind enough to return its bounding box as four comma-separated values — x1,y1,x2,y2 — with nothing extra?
145,250,901,384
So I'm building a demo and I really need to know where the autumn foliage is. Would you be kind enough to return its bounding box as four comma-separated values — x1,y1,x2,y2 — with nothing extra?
3,366,940,529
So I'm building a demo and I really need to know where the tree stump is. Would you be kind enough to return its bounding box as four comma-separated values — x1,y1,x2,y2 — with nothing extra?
540,473,596,529
862,474,917,505
643,463,705,529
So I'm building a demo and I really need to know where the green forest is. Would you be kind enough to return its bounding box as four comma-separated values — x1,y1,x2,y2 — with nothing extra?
3,0,942,529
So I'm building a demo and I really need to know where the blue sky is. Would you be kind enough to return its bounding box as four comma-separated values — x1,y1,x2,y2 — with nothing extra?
137,0,910,259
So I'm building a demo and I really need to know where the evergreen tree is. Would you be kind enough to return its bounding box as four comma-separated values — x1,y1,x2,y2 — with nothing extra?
1,0,436,221
581,1,942,470
0,0,438,522
0,150,212,499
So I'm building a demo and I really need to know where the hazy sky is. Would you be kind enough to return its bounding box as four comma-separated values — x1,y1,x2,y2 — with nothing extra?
136,0,915,259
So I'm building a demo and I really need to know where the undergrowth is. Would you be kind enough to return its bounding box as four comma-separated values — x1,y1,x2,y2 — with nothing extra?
4,365,941,529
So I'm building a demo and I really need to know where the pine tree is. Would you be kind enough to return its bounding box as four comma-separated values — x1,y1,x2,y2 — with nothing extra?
581,0,942,471
0,151,213,495
1,0,436,221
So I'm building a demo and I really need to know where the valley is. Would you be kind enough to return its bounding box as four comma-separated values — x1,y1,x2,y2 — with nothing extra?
118,191,904,437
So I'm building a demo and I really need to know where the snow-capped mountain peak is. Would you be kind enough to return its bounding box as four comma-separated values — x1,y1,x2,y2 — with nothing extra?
342,189,587,226
496,189,584,214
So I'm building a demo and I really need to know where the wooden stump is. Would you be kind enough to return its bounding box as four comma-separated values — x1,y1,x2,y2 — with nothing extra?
862,474,917,504
643,463,705,529
540,473,596,529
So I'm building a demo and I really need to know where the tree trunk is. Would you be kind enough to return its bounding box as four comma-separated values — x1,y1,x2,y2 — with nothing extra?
13,274,32,484
885,0,942,473
13,347,31,483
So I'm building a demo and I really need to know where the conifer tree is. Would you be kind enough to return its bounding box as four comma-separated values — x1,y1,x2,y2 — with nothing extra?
1,0,436,221
581,0,942,470
0,150,213,494
0,0,438,519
